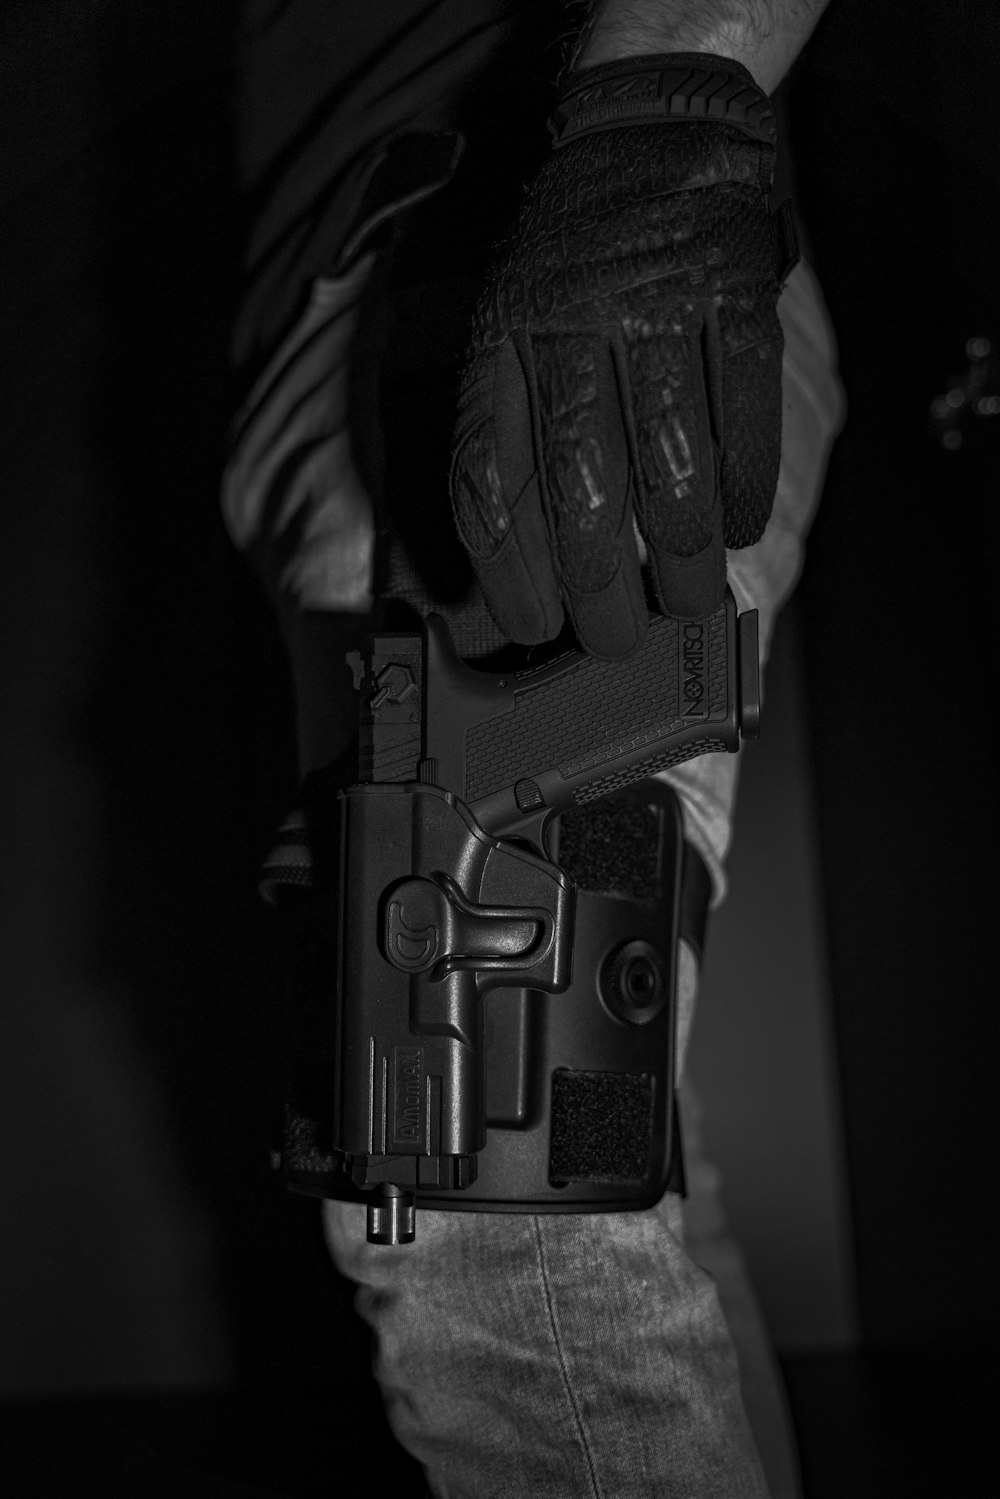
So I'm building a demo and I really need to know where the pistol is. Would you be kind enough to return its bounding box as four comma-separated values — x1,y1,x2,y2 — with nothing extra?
333,589,759,1243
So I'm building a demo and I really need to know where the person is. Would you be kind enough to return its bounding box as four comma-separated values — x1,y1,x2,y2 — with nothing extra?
223,2,842,1492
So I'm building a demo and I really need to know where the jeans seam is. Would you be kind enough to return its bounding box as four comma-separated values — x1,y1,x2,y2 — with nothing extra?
531,1216,603,1499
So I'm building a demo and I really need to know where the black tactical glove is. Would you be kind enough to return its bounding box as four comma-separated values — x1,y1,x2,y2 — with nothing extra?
451,54,796,660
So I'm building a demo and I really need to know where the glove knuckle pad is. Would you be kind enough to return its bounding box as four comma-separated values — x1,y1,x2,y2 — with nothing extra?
451,421,512,562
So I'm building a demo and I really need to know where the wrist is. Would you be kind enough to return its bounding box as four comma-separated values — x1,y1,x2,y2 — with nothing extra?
576,1,829,93
576,1,767,82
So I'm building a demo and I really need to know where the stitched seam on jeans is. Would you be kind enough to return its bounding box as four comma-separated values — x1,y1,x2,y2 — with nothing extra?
531,1217,603,1499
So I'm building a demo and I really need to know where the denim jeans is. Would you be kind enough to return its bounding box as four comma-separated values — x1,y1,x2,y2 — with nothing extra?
324,1167,765,1497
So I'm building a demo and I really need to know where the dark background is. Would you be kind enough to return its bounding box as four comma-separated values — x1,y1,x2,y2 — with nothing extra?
2,1,998,1493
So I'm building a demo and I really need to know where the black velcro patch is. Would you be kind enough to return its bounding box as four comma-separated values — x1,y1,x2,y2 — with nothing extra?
555,796,660,900
549,1068,653,1185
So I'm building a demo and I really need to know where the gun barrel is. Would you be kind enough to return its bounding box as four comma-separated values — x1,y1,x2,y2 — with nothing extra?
367,1184,416,1245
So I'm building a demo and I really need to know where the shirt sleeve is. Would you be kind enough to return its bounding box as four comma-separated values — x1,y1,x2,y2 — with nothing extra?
229,0,516,394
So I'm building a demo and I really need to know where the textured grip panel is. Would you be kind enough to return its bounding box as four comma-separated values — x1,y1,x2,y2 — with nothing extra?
464,609,727,804
576,738,727,803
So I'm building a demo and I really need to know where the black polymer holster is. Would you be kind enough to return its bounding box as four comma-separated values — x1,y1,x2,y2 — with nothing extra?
291,590,760,1244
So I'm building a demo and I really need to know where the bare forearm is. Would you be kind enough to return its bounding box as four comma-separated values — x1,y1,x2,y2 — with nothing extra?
576,0,831,90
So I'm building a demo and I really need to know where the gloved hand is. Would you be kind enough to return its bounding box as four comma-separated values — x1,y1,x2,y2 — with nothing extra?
451,54,795,660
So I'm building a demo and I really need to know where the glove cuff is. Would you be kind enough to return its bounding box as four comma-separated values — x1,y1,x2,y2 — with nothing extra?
550,52,776,150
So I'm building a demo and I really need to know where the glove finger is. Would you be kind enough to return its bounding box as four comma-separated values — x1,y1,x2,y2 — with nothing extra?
451,337,564,645
622,318,725,621
532,330,646,659
714,297,784,548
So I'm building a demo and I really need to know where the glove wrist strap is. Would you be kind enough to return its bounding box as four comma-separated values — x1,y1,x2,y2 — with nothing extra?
550,52,776,149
